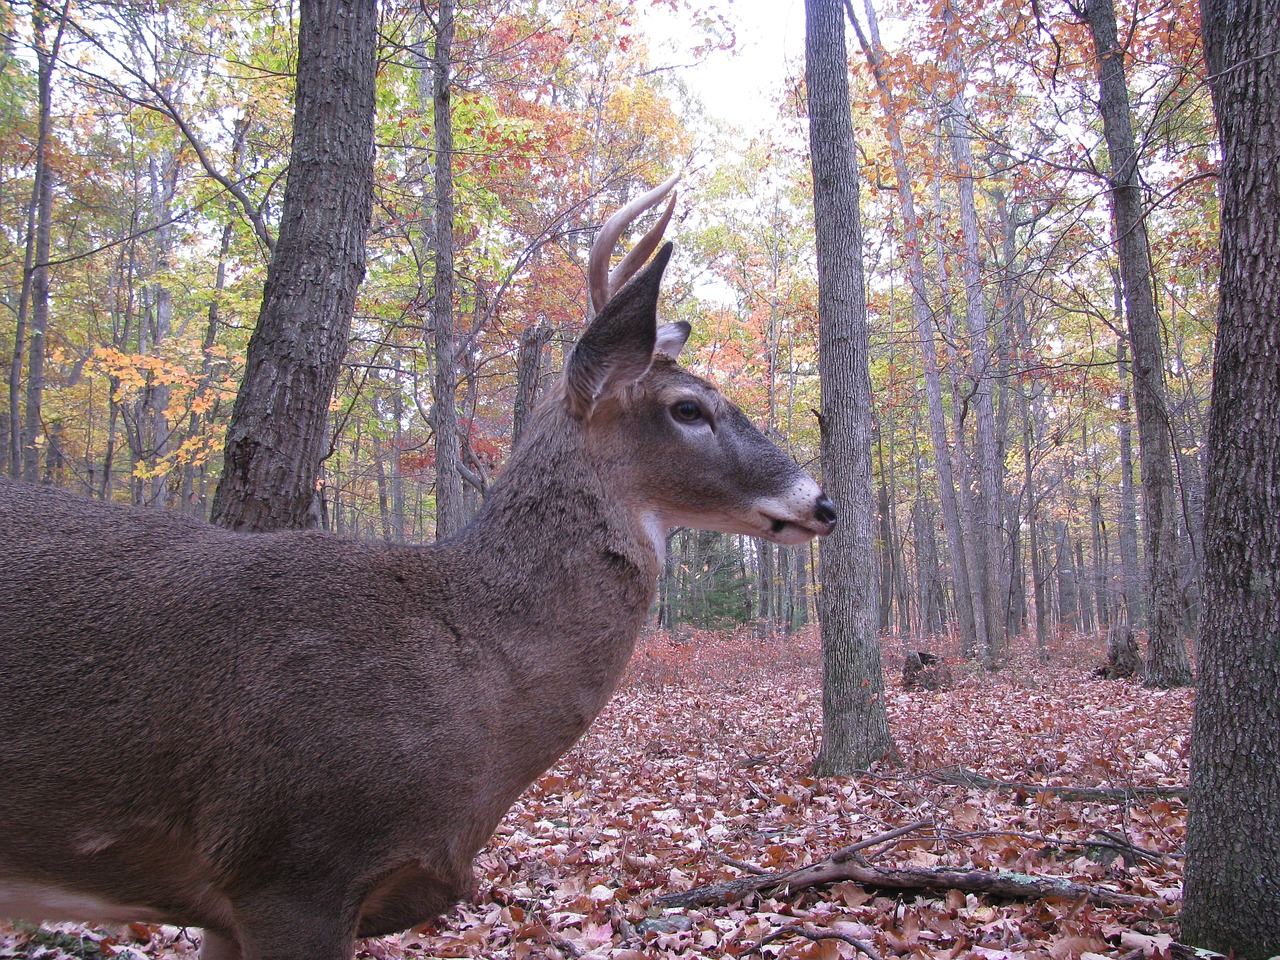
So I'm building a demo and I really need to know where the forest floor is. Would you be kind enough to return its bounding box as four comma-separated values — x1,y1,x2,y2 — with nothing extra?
3,628,1196,960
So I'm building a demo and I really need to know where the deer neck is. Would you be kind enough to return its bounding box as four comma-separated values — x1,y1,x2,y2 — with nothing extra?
441,404,660,671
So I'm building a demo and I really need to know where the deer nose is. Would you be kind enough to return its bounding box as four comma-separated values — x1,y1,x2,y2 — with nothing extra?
814,494,838,531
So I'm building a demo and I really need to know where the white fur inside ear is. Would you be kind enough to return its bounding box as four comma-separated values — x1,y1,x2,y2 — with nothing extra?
654,322,691,360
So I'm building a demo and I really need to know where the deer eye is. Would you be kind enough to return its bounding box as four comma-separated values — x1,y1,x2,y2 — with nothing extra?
671,400,704,424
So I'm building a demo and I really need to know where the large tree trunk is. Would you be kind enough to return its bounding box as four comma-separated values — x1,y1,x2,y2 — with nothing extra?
1080,0,1191,687
805,0,895,775
1181,0,1280,950
210,0,377,532
427,0,467,540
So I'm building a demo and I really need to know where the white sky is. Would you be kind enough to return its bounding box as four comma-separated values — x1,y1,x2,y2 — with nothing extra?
641,0,809,133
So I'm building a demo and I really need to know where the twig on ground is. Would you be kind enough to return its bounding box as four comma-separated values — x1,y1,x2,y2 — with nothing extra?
716,853,770,875
938,827,1180,862
842,766,1187,803
830,818,933,863
748,922,884,960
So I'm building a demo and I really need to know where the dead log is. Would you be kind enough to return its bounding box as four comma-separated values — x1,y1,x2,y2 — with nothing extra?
653,858,1150,911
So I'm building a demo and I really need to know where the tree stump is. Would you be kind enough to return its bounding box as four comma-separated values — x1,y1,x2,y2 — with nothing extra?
1097,622,1142,679
903,651,954,691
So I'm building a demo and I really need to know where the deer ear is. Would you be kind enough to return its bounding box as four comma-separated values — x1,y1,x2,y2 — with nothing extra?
655,321,691,360
565,242,673,419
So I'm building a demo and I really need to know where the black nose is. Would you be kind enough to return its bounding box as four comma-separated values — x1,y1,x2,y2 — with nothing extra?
814,494,838,528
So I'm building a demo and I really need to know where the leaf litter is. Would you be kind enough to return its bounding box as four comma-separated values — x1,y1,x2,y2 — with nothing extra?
1,628,1193,959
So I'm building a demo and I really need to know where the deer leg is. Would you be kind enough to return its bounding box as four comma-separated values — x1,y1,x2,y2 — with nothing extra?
197,929,240,960
227,895,356,960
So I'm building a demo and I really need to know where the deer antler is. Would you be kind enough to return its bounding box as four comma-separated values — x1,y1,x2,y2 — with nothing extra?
588,174,679,314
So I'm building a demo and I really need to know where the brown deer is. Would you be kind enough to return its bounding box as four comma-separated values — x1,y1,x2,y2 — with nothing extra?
0,178,835,960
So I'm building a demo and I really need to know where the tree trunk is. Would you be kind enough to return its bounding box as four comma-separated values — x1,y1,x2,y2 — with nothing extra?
847,0,979,654
512,322,552,449
210,0,377,532
14,1,66,482
1054,520,1080,633
1080,0,1191,687
1028,484,1047,654
930,146,991,660
427,0,467,540
805,0,895,774
1115,333,1144,629
994,182,1026,639
140,152,178,507
180,218,234,516
876,467,893,633
1075,538,1095,634
940,0,1007,665
913,493,946,636
1181,0,1280,950
20,119,53,485
1090,491,1112,632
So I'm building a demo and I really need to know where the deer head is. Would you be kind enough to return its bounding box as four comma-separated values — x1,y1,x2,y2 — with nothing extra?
553,175,836,560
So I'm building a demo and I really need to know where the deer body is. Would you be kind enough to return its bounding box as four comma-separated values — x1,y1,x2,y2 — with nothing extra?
0,430,653,947
0,188,834,960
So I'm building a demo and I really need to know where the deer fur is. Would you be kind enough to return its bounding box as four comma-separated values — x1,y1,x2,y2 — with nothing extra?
0,185,835,960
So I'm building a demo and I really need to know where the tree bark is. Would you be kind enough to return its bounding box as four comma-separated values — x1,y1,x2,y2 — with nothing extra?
1181,0,1280,950
805,0,895,774
426,0,467,540
512,322,551,449
1080,0,1191,686
210,0,377,532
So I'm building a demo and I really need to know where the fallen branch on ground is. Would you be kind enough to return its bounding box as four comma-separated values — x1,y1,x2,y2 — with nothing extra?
927,767,1187,802
653,845,1152,912
748,922,884,960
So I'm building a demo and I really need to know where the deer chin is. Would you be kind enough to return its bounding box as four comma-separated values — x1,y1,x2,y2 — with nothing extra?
761,514,834,545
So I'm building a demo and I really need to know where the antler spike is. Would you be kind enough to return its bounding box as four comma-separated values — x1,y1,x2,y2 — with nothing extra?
608,191,677,297
588,174,680,314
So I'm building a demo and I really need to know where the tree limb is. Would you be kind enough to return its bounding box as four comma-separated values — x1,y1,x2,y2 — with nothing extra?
654,842,1152,912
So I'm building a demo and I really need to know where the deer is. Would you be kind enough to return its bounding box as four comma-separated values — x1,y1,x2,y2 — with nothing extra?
0,177,836,960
